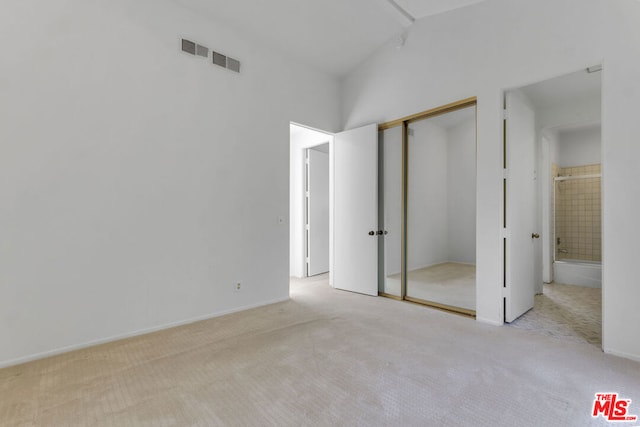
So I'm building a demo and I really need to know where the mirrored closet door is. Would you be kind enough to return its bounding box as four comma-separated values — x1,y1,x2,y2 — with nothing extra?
378,99,477,316
405,105,477,315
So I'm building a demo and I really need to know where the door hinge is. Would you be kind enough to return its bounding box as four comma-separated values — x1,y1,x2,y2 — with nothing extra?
501,287,509,297
502,169,508,179
503,109,508,120
501,228,508,238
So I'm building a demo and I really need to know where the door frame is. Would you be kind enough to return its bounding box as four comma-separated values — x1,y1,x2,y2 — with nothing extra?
500,65,604,346
289,123,333,280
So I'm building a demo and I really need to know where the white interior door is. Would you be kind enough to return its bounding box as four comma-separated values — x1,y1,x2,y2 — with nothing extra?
333,124,378,296
307,148,330,276
505,90,538,322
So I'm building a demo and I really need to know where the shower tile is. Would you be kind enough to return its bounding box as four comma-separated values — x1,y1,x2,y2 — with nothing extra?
554,165,602,262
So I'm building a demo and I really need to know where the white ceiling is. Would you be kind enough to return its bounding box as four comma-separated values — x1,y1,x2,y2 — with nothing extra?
397,0,487,19
556,121,601,138
520,68,602,110
173,0,488,76
309,143,330,154
290,124,332,146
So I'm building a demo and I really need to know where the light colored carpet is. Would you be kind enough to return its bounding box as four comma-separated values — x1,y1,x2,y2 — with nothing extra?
509,282,602,347
1,274,638,426
386,262,475,310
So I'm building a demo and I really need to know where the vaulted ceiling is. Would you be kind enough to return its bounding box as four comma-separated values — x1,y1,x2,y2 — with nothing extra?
173,0,488,76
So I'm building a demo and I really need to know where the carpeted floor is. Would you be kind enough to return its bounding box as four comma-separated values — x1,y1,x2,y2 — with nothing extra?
385,262,476,310
0,275,637,426
509,282,602,347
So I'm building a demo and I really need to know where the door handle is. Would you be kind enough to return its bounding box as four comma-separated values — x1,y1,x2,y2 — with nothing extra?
532,233,540,239
368,231,376,236
376,230,388,235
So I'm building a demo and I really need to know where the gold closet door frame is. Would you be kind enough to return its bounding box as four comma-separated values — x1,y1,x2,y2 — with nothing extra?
378,96,477,317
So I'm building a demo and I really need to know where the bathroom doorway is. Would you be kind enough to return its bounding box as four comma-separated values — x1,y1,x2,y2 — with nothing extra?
507,67,603,347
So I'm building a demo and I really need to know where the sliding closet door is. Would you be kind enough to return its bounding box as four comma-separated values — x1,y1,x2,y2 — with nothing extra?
405,106,477,314
376,98,478,316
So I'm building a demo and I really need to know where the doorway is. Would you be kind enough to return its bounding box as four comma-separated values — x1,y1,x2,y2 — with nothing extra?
289,123,332,279
504,67,603,347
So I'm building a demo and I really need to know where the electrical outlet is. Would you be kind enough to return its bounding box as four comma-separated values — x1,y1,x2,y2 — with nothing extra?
234,282,241,292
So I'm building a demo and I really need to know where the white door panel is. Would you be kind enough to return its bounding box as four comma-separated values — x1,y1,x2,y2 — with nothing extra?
307,149,330,276
505,90,538,322
333,124,378,296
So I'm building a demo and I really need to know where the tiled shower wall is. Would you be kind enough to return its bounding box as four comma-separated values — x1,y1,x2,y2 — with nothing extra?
554,164,602,262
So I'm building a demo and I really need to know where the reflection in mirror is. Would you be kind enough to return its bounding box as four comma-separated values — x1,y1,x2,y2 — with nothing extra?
379,126,402,297
406,105,477,313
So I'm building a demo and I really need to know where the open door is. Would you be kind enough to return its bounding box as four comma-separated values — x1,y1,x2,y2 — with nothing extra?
333,124,379,296
307,148,330,276
505,90,538,322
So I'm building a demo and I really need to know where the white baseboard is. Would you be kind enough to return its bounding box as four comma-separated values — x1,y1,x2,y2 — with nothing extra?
407,261,476,272
476,316,503,326
603,347,640,363
0,297,290,369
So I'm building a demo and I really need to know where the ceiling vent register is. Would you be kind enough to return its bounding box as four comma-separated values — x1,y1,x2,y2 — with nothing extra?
181,39,241,74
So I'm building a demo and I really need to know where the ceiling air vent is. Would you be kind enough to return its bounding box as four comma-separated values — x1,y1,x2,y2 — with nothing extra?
212,51,227,68
182,38,241,74
181,39,196,55
196,44,209,58
227,57,241,73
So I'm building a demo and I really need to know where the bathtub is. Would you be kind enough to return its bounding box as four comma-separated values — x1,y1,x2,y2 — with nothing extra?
554,259,602,288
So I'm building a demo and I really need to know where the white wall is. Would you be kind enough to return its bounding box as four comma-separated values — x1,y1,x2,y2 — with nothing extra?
447,118,477,264
0,0,340,367
541,133,558,284
546,130,560,165
556,125,601,167
341,0,640,360
289,127,332,278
